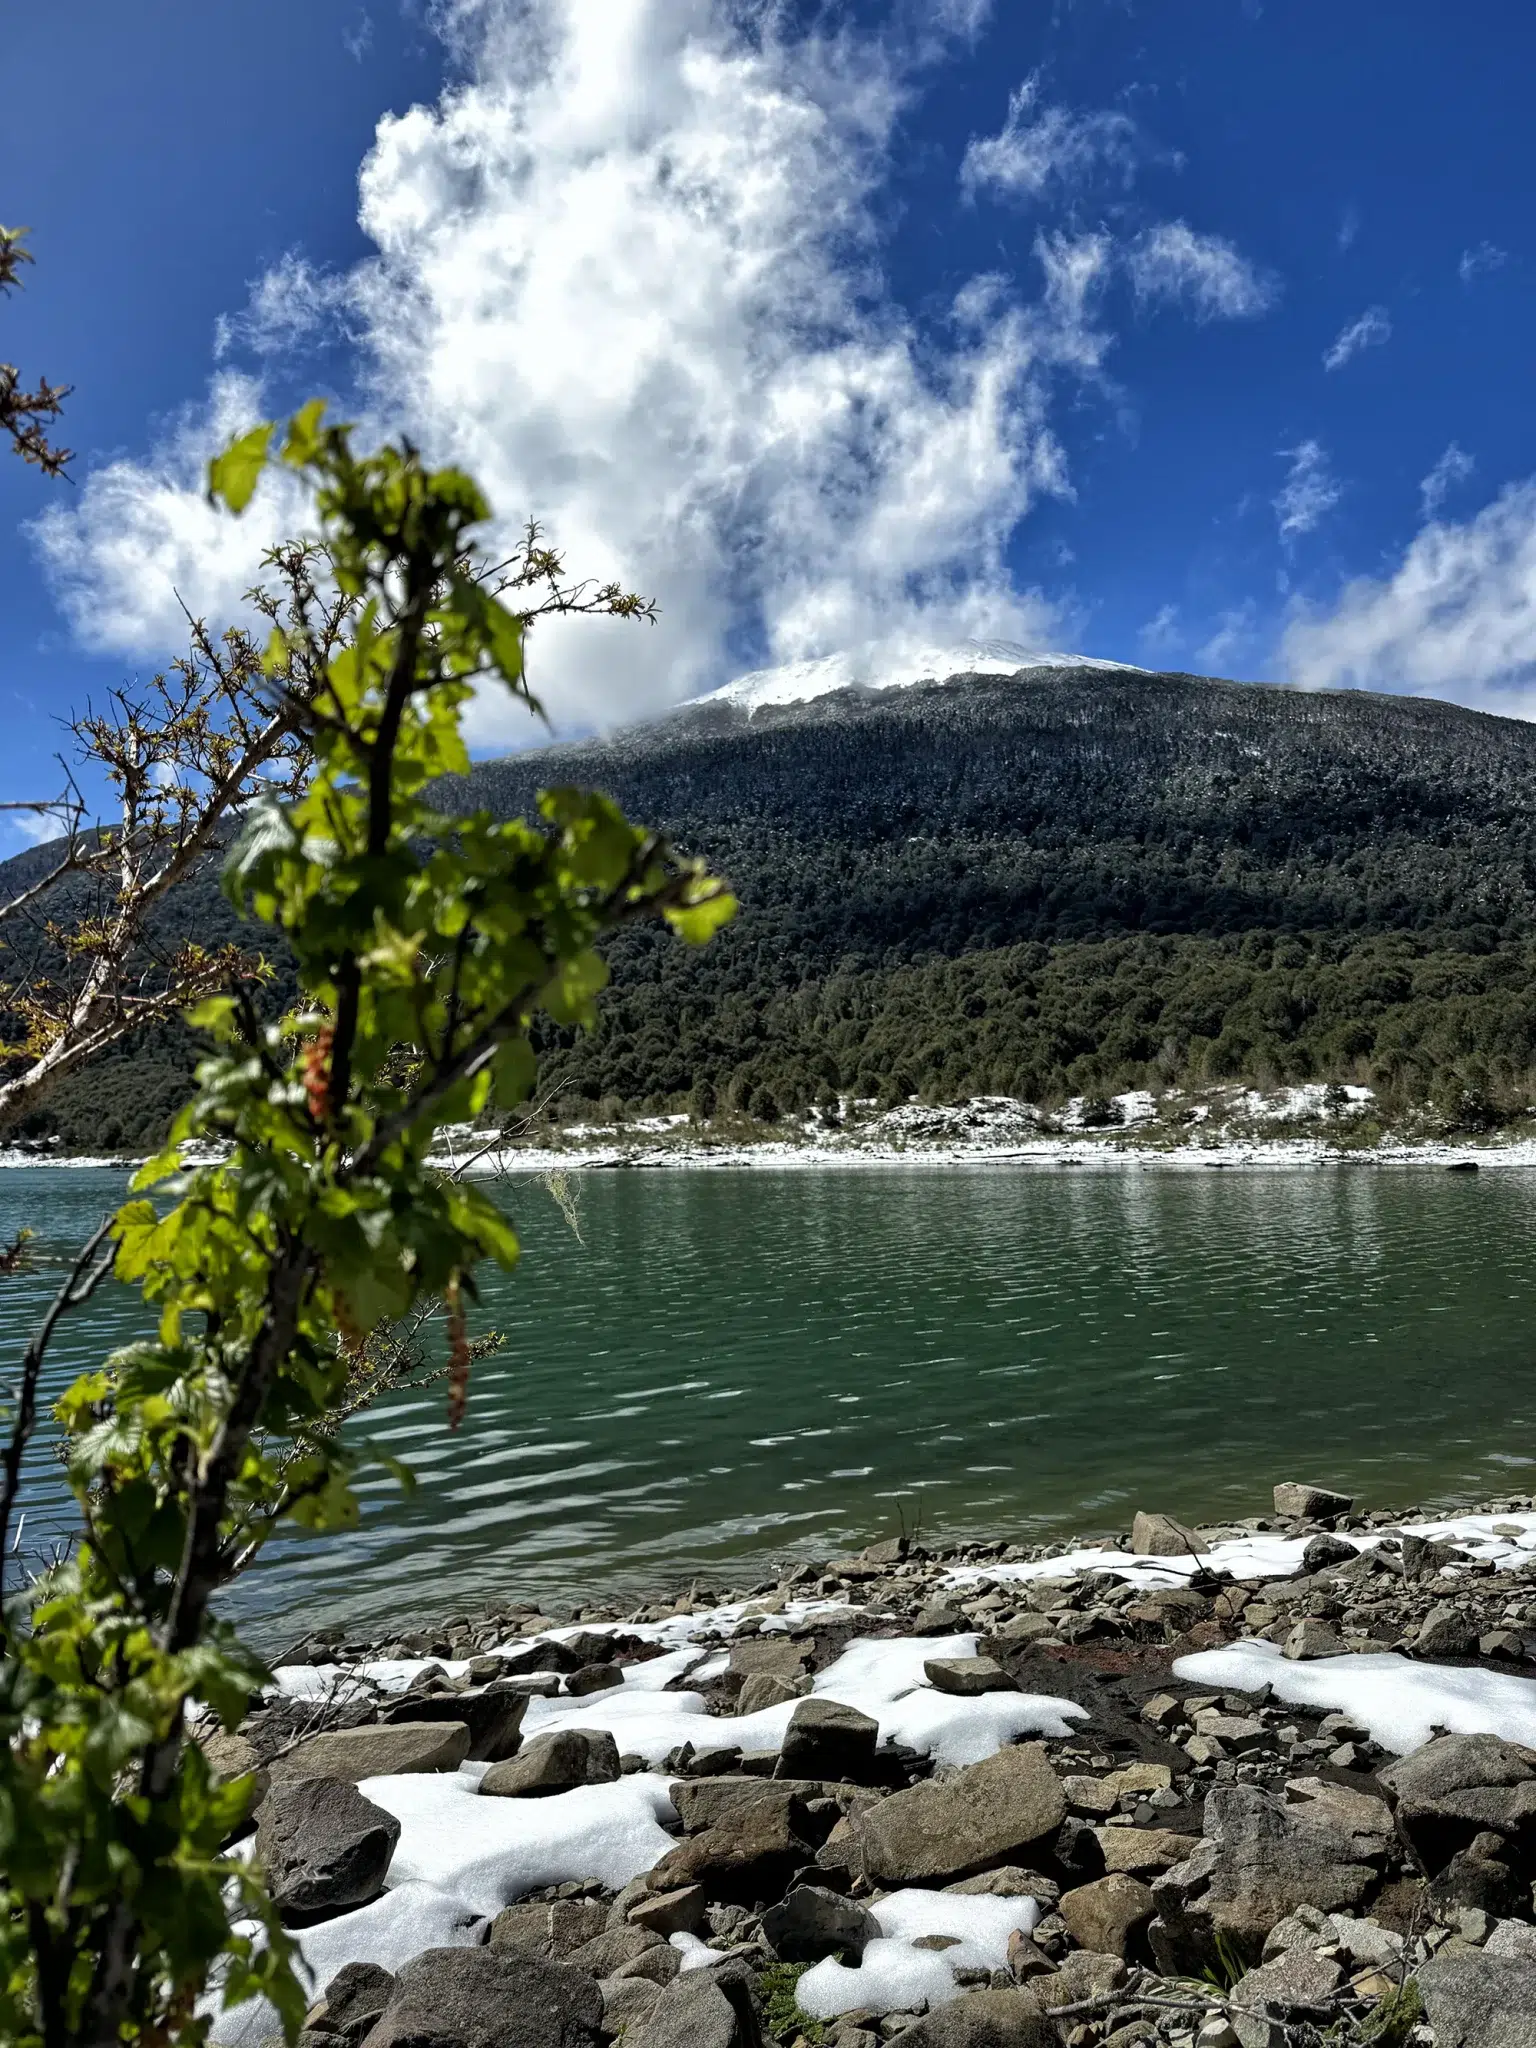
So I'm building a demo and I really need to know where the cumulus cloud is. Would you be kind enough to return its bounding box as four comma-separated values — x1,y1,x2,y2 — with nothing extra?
1322,304,1391,371
1125,222,1276,322
32,0,1275,744
1280,481,1536,712
34,0,1125,741
960,72,1137,203
1420,441,1475,519
1459,241,1508,284
1273,439,1341,543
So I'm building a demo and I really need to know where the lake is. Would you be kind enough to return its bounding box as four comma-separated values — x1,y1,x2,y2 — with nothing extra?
2,1160,1533,1649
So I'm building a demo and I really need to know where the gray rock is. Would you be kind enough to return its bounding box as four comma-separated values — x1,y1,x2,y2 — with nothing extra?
1414,1604,1479,1659
913,1605,973,1636
309,1963,395,2043
1273,1483,1353,1520
760,1883,880,1962
1131,1511,1201,1557
1284,1618,1347,1661
728,1638,810,1682
614,1969,758,2048
273,1720,471,1784
358,1946,603,2048
480,1729,620,1798
923,1658,1018,1697
381,1684,527,1762
1417,1945,1536,2048
598,1976,664,2030
890,1990,1056,2048
1487,1919,1536,1960
560,1926,667,1980
650,1792,812,1902
627,1884,708,1937
1057,1874,1154,1958
671,1777,814,1834
1030,1950,1128,2009
1149,1783,1385,1973
828,1743,1066,1887
736,1671,809,1714
255,1779,400,1924
1301,1534,1359,1573
489,1899,608,1959
778,1698,880,1782
564,1664,621,1697
1379,1733,1536,1872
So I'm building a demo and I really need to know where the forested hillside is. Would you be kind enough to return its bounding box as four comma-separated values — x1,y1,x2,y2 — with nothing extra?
8,663,1536,1148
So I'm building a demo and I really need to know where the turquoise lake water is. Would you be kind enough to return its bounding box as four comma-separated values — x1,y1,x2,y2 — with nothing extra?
2,1162,1533,1647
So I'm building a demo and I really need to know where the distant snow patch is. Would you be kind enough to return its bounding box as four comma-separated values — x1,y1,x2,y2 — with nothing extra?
696,639,1148,714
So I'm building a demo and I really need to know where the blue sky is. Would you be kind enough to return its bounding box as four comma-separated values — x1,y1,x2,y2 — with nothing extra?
3,0,1534,830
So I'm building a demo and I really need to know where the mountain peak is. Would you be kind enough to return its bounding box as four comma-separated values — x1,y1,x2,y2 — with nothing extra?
693,638,1149,714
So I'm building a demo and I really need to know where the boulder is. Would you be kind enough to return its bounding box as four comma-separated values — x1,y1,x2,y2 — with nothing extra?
308,1963,395,2043
1417,1944,1536,2048
827,1742,1066,1886
1030,1951,1128,2009
736,1671,808,1714
627,1884,708,1937
1094,1827,1201,1877
1429,1836,1524,1921
1058,1873,1154,1958
381,1684,527,1763
649,1793,813,1902
273,1720,470,1784
924,1657,1018,1697
1149,1783,1385,1973
498,1640,581,1677
760,1883,880,1961
728,1638,810,1682
1284,1618,1347,1661
489,1900,608,1959
480,1729,619,1798
892,1990,1056,2048
357,1946,603,2048
1414,1604,1479,1659
564,1664,622,1697
1379,1734,1536,1873
561,1926,674,1981
598,1976,664,2032
1272,1483,1353,1520
1131,1511,1202,1557
1301,1534,1359,1573
614,1969,759,2048
201,1728,270,1806
1229,1947,1345,2048
671,1778,816,1835
255,1779,400,1924
778,1698,879,1782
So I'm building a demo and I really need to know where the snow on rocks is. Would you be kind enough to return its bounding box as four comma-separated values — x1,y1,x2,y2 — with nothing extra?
1173,1639,1536,1754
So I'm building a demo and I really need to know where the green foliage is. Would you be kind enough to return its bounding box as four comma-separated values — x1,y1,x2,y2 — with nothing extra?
0,405,732,2046
756,1962,828,2046
1201,1927,1255,1992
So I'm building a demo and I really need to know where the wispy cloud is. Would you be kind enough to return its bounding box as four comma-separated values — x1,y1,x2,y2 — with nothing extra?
1139,602,1180,654
213,250,349,361
1273,439,1341,543
1126,222,1277,322
1459,241,1508,285
1281,479,1536,712
1419,441,1475,520
960,72,1138,203
1198,602,1259,674
1337,204,1360,252
1322,304,1391,371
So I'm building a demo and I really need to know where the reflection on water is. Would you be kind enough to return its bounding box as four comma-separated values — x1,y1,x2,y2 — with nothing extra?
2,1162,1533,1646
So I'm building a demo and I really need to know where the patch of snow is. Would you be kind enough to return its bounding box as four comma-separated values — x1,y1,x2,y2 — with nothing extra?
670,1931,726,1971
358,1769,679,1917
695,639,1147,715
206,1881,483,2045
1173,1640,1536,1755
797,1888,1042,2019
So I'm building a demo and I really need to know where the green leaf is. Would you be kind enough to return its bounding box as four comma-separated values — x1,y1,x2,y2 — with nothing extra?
282,397,329,467
492,1036,536,1108
665,887,738,946
207,421,275,513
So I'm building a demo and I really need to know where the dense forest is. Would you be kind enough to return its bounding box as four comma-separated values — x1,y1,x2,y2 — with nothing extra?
9,663,1536,1148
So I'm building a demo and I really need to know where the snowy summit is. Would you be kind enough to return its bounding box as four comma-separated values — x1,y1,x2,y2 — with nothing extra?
693,639,1149,714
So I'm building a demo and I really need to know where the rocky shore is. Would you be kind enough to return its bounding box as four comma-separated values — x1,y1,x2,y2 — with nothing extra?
207,1484,1536,2048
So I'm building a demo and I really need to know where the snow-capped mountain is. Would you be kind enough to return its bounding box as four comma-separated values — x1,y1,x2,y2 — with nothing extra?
693,638,1149,714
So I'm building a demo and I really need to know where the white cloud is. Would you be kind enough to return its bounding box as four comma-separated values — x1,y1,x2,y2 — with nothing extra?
34,1,1121,741
1337,204,1360,252
1322,304,1390,371
1138,602,1180,653
31,0,1274,746
31,371,315,654
1126,222,1277,322
1419,441,1475,519
1280,480,1536,713
960,72,1137,203
1197,601,1259,675
1273,439,1341,543
1459,241,1508,285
